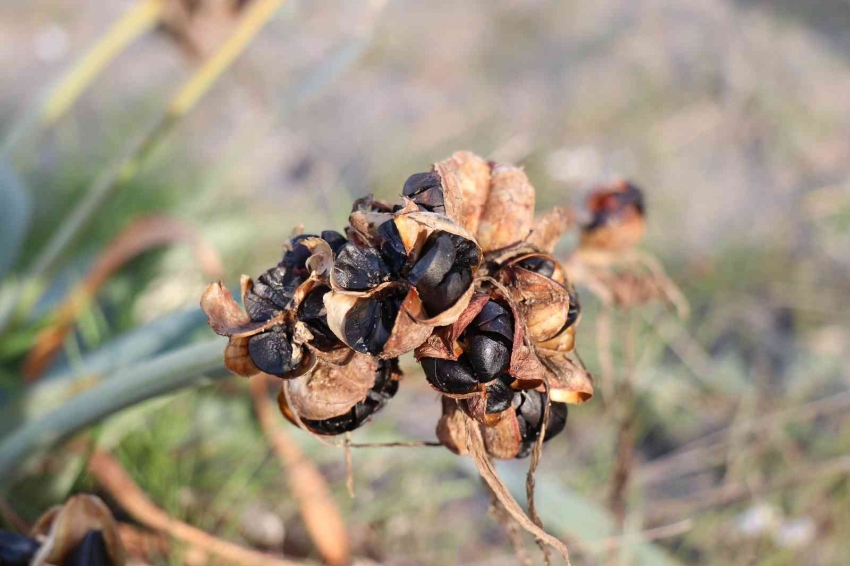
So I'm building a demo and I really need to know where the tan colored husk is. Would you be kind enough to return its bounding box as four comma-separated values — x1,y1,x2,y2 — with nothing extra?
526,206,573,253
393,209,480,262
536,324,577,353
480,409,522,459
540,354,594,405
435,398,469,455
476,165,535,252
499,265,572,346
30,494,126,566
201,281,278,338
283,354,379,420
432,151,492,234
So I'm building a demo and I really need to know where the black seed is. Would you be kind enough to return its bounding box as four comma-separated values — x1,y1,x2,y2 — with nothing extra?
485,375,514,413
544,402,568,441
377,220,408,275
66,530,112,566
298,286,339,350
284,237,315,270
245,263,302,320
342,299,380,354
0,531,40,566
321,230,348,253
472,301,514,341
248,329,295,377
467,333,511,382
402,171,441,197
518,257,555,279
411,186,445,208
419,268,471,316
421,356,478,394
409,233,456,290
367,303,393,355
333,243,389,290
451,235,480,268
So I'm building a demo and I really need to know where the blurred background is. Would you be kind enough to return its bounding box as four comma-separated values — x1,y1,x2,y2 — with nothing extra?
1,0,849,565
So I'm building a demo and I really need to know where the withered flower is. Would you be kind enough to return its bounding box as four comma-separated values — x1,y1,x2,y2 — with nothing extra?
279,357,401,435
201,233,347,379
326,203,481,358
581,180,646,251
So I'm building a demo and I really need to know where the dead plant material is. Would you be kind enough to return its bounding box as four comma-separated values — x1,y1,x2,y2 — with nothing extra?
87,450,309,566
24,216,222,380
250,375,351,566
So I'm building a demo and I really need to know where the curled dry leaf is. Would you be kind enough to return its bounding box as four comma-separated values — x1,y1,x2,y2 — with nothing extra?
30,494,126,566
541,354,593,405
432,151,492,234
283,354,379,420
476,165,535,252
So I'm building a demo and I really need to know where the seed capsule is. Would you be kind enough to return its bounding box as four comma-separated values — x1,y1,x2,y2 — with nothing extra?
581,180,646,251
283,358,401,436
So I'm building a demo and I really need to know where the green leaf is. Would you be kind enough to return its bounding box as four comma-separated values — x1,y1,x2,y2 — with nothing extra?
0,158,31,280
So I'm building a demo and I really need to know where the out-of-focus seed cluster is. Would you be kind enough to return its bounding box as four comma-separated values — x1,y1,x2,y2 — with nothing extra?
202,151,645,459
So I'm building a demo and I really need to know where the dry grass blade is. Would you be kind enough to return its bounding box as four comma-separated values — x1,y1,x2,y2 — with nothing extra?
23,216,223,380
486,485,532,566
117,523,170,561
88,449,311,566
251,375,351,566
462,413,571,564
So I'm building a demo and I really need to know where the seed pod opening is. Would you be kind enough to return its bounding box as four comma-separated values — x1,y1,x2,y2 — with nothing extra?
581,180,646,251
280,358,401,436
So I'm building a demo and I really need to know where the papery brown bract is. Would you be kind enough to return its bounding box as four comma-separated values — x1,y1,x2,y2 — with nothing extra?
432,151,492,234
476,165,535,252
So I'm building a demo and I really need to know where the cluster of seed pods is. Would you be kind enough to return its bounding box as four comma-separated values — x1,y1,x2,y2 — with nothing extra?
202,151,603,459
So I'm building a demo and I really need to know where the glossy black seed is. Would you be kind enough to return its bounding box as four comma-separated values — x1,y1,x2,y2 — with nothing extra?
321,230,348,253
421,355,478,394
471,301,514,342
0,531,39,566
467,333,511,382
245,264,301,321
451,235,480,269
411,186,445,209
66,530,112,566
377,221,407,275
342,299,380,354
516,390,544,431
544,402,568,441
419,268,471,316
367,303,393,354
298,286,338,350
409,233,456,290
248,329,294,377
402,172,441,197
284,238,315,270
485,375,514,414
517,257,556,279
333,243,389,290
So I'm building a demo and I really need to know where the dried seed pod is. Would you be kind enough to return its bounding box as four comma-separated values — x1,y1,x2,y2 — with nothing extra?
29,495,125,566
481,390,568,460
526,206,573,253
279,358,401,436
202,235,347,378
476,164,535,252
581,180,646,251
497,253,580,353
0,531,39,566
435,397,468,455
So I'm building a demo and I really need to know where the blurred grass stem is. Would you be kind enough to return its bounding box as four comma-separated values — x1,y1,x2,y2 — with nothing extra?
0,0,287,338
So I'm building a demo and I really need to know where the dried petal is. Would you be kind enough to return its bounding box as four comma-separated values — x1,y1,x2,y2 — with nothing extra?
433,151,492,233
476,165,535,252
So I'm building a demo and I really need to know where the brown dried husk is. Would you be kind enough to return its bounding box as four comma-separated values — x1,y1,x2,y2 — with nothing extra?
476,165,535,252
540,354,594,405
432,151,492,234
480,408,522,459
30,494,126,566
435,397,469,455
283,354,381,420
464,396,506,427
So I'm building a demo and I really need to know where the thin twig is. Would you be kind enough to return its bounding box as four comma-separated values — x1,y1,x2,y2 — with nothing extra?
486,484,533,566
88,449,312,566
